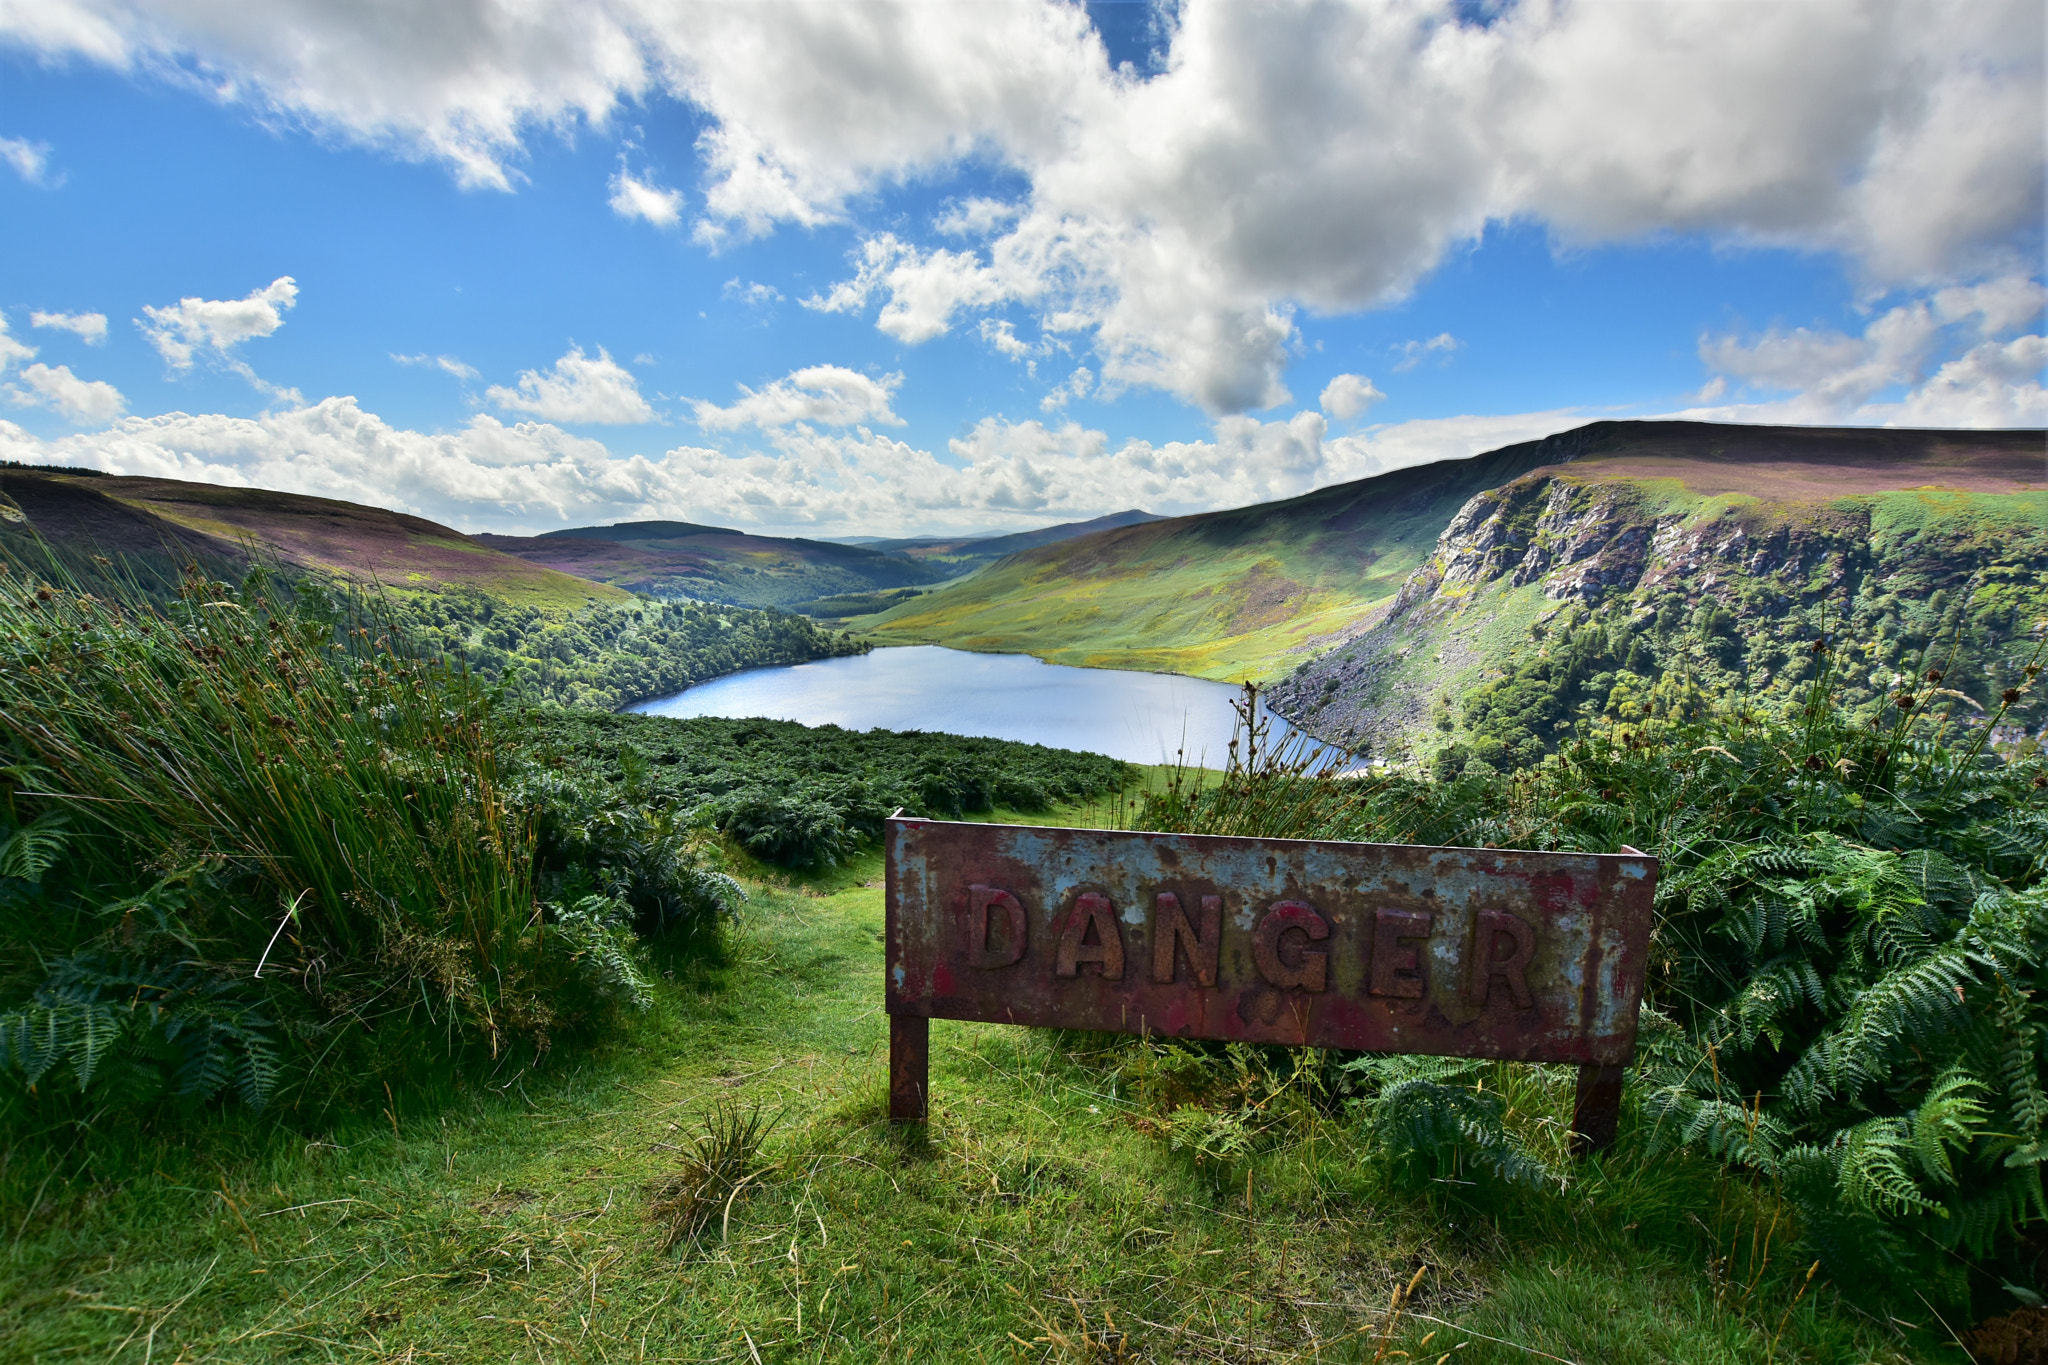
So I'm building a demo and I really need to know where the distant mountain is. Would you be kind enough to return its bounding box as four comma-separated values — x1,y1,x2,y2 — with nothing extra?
868,509,1165,572
858,423,2048,729
475,521,956,609
0,466,626,610
479,508,1164,613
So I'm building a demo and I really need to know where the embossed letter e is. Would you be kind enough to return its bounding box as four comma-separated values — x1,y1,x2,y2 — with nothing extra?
967,884,1027,969
1151,892,1221,986
1056,892,1124,980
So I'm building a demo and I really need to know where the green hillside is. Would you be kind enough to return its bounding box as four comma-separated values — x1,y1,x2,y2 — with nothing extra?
856,438,1593,680
1263,427,2048,762
858,421,2045,693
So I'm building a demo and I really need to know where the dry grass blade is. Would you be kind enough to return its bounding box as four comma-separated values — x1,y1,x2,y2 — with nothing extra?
646,1100,781,1253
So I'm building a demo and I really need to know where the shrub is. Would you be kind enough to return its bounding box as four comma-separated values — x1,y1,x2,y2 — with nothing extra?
518,712,1134,869
1138,631,2048,1299
0,557,672,1113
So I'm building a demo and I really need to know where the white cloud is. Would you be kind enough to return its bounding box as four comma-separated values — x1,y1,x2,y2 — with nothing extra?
30,310,109,344
978,318,1039,364
1041,366,1093,412
691,365,903,431
0,136,54,185
0,385,1580,538
0,312,36,372
802,233,1012,344
722,278,782,306
607,167,683,226
138,276,304,404
1690,275,2046,424
139,276,298,369
1887,336,2048,427
1319,373,1385,422
1392,333,1459,372
485,345,654,424
392,352,481,381
935,197,1022,237
5,1,2041,414
7,363,125,424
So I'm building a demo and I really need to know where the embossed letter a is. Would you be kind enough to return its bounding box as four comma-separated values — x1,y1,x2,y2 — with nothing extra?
1056,892,1124,980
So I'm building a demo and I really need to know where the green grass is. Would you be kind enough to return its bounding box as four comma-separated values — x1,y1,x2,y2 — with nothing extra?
0,847,1928,1364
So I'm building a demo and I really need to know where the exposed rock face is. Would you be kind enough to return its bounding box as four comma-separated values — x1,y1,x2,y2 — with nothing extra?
1267,466,2048,762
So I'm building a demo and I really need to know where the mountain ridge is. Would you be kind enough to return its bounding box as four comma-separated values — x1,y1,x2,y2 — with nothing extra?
855,420,2045,690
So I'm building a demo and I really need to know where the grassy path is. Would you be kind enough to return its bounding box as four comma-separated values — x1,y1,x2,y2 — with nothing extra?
4,838,1932,1363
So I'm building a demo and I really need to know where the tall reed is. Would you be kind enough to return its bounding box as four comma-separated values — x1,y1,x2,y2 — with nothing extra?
0,555,575,1091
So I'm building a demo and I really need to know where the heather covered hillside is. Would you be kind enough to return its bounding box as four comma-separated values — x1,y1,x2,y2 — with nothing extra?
0,465,867,710
0,465,627,611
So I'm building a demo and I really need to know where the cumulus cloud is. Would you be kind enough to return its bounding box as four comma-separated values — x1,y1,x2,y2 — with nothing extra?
978,318,1040,364
0,135,54,185
1041,366,1093,412
486,345,654,424
393,351,481,381
0,382,1583,538
691,365,903,431
31,310,108,344
139,276,298,369
4,0,2041,414
607,167,683,226
935,197,1022,237
1689,274,2046,425
7,363,125,424
1319,373,1385,422
137,276,303,403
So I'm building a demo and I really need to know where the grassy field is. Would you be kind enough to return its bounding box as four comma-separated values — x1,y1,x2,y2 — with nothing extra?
3,801,1936,1364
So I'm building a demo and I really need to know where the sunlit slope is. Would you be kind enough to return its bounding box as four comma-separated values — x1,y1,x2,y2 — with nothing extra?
858,421,2048,683
857,437,1582,681
0,468,629,611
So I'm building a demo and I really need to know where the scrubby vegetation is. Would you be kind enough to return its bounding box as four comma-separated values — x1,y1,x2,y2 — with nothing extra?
379,586,869,711
517,711,1135,868
0,559,741,1119
1139,631,2047,1320
1442,553,2046,774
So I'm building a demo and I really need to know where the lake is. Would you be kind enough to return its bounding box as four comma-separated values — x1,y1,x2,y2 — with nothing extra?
626,644,1338,768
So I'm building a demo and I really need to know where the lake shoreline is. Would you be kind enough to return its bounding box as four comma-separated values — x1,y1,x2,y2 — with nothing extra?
621,642,1333,769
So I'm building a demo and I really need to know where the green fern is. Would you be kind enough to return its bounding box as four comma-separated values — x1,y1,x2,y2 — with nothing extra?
0,954,280,1109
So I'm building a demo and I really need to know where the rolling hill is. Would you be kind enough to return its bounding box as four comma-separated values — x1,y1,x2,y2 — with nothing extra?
855,422,2048,704
476,508,1163,612
0,464,627,611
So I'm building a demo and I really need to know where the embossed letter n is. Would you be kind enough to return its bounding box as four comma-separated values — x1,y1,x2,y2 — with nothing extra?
1151,892,1221,986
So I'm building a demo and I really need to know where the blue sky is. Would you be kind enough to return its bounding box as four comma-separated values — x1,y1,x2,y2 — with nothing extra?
1,1,2041,537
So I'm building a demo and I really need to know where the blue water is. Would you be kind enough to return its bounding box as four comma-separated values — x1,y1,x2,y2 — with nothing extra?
626,645,1337,769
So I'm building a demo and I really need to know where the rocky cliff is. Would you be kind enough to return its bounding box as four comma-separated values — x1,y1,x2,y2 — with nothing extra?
1267,448,2048,768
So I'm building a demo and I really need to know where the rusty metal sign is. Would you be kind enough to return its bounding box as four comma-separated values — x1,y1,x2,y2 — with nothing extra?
884,817,1657,1152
